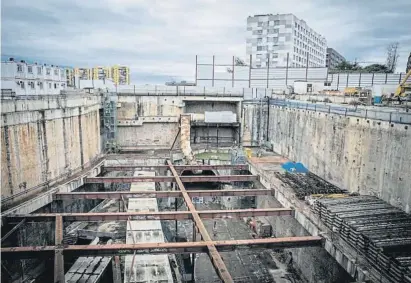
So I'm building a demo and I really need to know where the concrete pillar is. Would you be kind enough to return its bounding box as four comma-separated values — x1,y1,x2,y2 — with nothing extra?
112,256,122,283
180,114,195,164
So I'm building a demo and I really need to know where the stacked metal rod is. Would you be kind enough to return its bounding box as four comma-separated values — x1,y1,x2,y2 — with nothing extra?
274,172,347,199
313,196,411,283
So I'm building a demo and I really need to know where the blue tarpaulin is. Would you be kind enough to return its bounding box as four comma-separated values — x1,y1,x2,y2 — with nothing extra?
281,162,308,173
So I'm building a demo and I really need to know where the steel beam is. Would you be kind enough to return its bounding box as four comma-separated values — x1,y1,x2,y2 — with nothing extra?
167,161,233,283
1,219,25,243
53,189,273,200
1,236,322,259
102,164,249,172
85,175,258,183
6,208,292,222
54,215,64,283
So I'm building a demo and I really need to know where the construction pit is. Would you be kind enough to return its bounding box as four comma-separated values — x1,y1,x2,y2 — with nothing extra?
1,91,411,283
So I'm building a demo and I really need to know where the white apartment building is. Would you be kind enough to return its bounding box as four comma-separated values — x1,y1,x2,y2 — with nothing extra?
246,14,327,68
1,58,67,96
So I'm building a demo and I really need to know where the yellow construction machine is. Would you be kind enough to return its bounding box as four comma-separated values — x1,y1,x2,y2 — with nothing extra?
380,70,411,104
395,69,411,98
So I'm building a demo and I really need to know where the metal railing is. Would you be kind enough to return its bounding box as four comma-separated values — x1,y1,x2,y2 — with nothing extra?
116,85,245,97
270,99,411,124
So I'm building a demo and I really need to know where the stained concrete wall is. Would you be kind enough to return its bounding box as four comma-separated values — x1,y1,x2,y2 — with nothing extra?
1,94,102,206
268,106,411,212
184,101,237,114
242,101,268,146
116,94,242,149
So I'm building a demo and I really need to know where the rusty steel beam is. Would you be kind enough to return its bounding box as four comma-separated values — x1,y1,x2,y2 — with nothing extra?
1,236,322,259
167,161,233,283
54,215,64,283
53,189,273,200
85,175,258,183
103,164,249,172
6,208,292,222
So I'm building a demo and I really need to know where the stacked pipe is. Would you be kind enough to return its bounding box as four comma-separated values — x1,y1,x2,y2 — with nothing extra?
313,196,411,283
274,172,347,199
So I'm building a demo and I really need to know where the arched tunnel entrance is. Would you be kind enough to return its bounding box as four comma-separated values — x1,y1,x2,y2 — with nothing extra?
180,169,219,189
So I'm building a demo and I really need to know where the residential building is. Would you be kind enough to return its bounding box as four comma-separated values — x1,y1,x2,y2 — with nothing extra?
326,48,345,69
74,67,92,80
1,58,67,95
111,65,130,85
246,13,327,68
75,65,130,85
92,66,112,80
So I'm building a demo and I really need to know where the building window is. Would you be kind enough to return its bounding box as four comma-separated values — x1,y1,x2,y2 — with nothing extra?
54,83,57,89
257,38,263,44
30,82,35,89
17,64,23,72
20,81,25,89
49,83,52,88
54,69,58,75
273,38,278,44
28,66,33,73
258,22,263,27
274,20,280,25
46,68,51,75
39,82,43,89
257,46,263,51
273,53,278,58
37,67,42,74
274,28,279,33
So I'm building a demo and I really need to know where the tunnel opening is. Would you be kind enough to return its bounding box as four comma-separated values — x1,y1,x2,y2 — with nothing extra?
180,169,219,189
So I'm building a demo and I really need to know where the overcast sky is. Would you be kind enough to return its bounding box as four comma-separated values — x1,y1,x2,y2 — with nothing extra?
2,0,410,84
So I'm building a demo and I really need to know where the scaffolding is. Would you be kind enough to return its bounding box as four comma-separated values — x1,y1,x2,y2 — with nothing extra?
102,92,118,153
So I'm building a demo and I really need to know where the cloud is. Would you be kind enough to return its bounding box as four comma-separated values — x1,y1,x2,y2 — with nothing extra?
2,0,410,84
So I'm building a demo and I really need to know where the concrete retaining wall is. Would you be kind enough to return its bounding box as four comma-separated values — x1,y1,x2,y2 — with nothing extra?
268,106,411,212
1,94,102,206
116,94,242,149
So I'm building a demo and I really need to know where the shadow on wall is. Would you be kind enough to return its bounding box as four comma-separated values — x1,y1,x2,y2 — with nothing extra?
180,169,219,189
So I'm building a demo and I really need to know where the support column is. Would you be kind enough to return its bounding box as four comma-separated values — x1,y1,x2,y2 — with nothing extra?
175,197,178,238
112,256,122,283
54,215,64,283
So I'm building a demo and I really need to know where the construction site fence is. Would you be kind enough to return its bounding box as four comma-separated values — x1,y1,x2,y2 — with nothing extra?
195,55,410,90
270,99,411,124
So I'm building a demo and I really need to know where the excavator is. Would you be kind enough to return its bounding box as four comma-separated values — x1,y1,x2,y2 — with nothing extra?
395,69,411,97
382,69,411,104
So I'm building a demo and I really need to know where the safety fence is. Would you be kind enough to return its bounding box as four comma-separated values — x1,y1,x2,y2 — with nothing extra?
195,55,410,90
270,99,411,124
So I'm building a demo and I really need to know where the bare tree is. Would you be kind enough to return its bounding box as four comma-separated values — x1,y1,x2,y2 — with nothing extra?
386,42,399,73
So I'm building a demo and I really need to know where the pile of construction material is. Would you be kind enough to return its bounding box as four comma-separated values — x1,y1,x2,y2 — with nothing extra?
313,196,411,283
274,172,347,199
